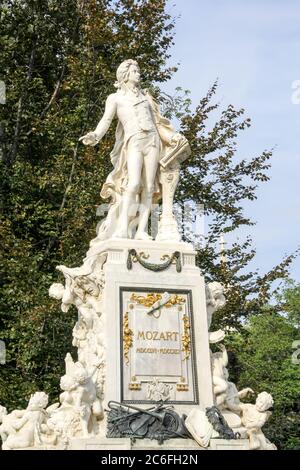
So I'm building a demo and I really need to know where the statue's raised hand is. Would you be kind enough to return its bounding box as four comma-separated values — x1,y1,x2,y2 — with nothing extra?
169,132,183,148
79,131,99,146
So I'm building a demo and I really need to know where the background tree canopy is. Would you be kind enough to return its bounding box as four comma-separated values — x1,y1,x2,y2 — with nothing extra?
0,0,299,449
226,283,300,450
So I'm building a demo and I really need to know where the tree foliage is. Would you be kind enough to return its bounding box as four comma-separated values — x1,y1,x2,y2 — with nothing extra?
167,83,298,330
226,287,300,449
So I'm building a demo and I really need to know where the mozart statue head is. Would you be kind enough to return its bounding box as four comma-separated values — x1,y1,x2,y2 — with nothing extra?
114,59,140,89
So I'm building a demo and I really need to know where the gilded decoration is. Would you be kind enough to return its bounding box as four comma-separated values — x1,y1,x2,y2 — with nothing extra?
182,314,191,360
130,292,185,309
123,311,133,365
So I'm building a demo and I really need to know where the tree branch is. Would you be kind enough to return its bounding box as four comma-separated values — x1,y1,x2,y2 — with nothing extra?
9,43,36,165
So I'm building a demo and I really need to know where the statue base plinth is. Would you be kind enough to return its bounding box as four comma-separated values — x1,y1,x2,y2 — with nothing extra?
155,216,181,242
96,238,214,414
1,238,274,451
12,437,250,451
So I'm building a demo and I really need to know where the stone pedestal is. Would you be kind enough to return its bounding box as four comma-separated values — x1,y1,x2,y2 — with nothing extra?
68,437,202,450
87,238,213,415
209,439,250,450
21,437,249,451
1,235,270,451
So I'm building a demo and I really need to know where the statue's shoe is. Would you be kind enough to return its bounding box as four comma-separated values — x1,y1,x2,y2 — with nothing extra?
134,231,153,241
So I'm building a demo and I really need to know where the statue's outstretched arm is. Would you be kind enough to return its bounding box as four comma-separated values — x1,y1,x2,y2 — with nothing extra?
79,94,117,146
94,94,117,140
238,387,254,399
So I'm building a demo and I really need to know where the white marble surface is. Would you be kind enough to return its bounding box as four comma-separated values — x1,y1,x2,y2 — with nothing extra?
0,235,276,450
79,59,190,242
122,289,195,403
209,439,250,450
99,238,214,413
185,409,214,448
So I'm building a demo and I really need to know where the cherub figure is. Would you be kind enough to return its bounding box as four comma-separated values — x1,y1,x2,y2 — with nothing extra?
46,374,82,440
221,382,254,414
49,270,101,330
47,356,103,439
211,344,229,406
206,281,226,329
71,362,103,436
240,392,277,450
1,392,48,450
205,282,226,344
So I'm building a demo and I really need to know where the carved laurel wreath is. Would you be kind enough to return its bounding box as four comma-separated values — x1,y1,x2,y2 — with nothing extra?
127,249,182,273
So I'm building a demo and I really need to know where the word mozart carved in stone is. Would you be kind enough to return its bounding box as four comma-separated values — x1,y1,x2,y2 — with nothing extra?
137,330,180,341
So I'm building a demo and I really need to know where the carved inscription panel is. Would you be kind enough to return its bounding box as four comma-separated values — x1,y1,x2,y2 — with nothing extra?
120,288,198,404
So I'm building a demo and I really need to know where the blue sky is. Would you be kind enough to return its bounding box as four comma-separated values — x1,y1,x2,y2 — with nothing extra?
162,0,300,282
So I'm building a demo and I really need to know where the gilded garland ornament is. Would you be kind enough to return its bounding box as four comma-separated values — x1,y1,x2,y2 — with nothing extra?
123,311,134,365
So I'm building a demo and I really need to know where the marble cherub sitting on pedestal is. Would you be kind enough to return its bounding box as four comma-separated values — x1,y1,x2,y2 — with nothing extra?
239,392,277,450
186,342,276,449
211,343,254,409
46,354,103,440
49,267,103,323
210,343,276,449
0,392,49,450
